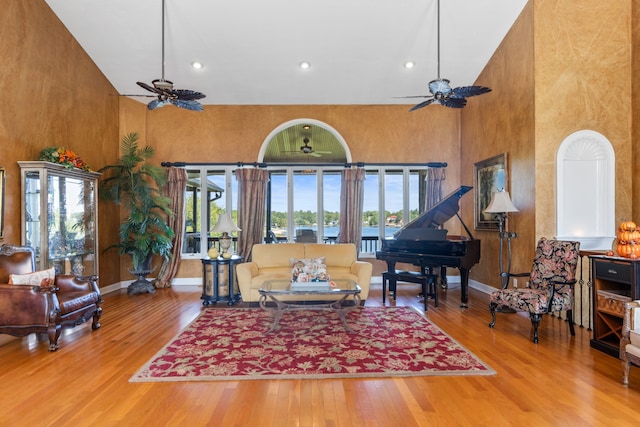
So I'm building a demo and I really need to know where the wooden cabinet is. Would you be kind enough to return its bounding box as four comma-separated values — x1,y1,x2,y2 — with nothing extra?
201,256,242,306
19,161,100,276
590,256,640,356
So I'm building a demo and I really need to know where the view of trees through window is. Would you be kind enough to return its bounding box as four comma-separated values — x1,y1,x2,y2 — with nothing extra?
182,166,432,256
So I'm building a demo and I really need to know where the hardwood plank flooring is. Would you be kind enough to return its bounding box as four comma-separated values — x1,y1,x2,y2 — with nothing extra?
1,281,640,426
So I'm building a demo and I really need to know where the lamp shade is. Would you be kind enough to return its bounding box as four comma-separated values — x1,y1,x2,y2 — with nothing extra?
211,212,241,234
484,191,519,214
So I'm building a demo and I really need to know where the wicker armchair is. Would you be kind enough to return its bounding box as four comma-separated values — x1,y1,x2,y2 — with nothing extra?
621,300,640,386
0,245,102,351
488,238,580,343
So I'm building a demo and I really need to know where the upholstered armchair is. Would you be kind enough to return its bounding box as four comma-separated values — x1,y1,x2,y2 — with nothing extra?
0,245,102,351
488,238,580,343
621,300,640,386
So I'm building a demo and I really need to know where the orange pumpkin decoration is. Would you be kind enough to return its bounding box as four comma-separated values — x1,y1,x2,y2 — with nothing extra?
615,221,640,257
619,221,638,232
616,240,640,258
617,229,640,244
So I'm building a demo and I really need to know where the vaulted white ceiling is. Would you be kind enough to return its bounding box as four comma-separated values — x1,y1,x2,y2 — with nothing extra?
45,0,527,107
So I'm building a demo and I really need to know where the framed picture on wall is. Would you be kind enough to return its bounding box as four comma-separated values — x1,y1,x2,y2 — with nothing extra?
474,153,507,230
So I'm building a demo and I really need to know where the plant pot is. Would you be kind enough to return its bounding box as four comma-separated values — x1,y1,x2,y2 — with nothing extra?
127,254,156,295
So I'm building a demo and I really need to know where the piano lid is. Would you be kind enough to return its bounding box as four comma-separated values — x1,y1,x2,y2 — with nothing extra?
393,185,474,239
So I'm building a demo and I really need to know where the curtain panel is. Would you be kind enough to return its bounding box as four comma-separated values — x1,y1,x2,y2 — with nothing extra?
155,167,187,289
425,167,446,210
338,168,366,252
235,168,269,262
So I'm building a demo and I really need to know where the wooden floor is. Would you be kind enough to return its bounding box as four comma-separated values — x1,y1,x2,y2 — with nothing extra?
1,281,640,426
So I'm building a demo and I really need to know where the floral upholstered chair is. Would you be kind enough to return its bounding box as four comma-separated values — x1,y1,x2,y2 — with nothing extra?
488,238,580,343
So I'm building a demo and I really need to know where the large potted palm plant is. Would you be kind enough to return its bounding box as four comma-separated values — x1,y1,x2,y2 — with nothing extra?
99,132,174,295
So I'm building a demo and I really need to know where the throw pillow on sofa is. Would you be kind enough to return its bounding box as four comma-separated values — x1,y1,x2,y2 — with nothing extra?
9,267,56,286
290,257,329,282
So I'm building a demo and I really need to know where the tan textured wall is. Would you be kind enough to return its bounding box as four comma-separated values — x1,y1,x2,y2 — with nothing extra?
2,1,638,289
140,105,461,166
634,0,640,222
460,3,536,287
139,104,463,280
462,0,635,290
534,0,634,241
0,1,121,286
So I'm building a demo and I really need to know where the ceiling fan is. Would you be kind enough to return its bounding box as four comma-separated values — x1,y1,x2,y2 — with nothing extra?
134,0,206,111
402,0,491,110
287,138,332,157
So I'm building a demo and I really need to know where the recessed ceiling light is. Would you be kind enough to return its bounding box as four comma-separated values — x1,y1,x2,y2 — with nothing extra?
191,61,204,69
404,60,415,69
299,61,311,70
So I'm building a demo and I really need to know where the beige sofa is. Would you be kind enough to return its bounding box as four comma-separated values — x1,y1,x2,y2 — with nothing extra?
236,243,372,304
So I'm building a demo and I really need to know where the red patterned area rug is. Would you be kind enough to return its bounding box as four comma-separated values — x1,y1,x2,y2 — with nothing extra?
130,307,495,382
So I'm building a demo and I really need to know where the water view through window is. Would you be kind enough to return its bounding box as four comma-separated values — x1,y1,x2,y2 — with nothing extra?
184,166,428,256
270,170,421,249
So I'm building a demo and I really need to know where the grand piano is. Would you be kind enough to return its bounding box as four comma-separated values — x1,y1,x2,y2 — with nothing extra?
376,185,480,307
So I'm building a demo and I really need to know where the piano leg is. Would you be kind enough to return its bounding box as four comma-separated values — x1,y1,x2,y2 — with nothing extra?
459,268,470,308
440,266,448,291
384,262,398,301
382,273,387,303
382,272,394,303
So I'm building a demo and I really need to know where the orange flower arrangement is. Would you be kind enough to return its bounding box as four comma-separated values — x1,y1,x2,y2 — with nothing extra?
39,147,90,171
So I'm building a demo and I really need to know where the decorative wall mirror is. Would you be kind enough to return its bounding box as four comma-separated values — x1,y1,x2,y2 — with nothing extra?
0,166,4,239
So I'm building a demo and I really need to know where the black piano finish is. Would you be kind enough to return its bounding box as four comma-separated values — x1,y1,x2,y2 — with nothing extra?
376,186,480,307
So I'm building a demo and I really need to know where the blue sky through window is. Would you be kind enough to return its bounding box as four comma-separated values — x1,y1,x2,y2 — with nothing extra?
271,173,409,213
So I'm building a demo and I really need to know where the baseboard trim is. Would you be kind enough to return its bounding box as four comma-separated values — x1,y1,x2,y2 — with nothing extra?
101,276,495,295
468,279,494,295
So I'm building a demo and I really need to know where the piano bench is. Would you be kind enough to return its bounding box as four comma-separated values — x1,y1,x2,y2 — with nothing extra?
381,270,438,311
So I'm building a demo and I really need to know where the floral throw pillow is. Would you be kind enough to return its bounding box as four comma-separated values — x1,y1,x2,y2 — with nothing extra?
290,257,329,282
9,267,56,286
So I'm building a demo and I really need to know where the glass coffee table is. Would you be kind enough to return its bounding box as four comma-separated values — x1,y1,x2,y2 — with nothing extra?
258,279,361,333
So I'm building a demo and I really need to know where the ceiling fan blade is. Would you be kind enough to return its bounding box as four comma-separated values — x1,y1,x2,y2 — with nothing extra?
440,97,467,108
409,98,436,112
451,85,492,98
120,93,155,98
394,95,434,99
171,89,207,101
310,152,323,158
137,81,164,95
169,98,204,111
147,99,169,110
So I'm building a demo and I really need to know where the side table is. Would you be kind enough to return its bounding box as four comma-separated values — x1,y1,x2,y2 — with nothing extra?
201,255,243,306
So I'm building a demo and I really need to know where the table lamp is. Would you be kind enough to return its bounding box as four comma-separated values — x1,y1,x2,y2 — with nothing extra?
211,212,241,255
484,190,519,289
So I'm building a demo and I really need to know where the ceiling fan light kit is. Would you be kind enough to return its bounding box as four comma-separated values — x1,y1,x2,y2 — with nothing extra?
404,0,491,111
151,79,174,91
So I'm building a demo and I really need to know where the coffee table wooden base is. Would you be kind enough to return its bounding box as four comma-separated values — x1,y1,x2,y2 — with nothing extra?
258,293,361,333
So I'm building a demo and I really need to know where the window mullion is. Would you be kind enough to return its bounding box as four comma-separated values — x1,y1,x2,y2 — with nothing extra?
317,170,324,243
199,168,208,254
287,168,294,242
403,167,410,225
378,167,386,243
